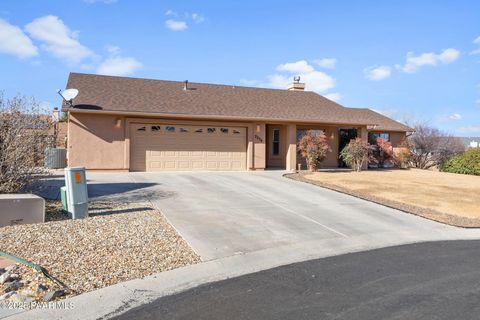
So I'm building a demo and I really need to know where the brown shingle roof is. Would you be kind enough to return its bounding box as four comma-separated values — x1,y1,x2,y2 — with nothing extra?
64,73,412,132
344,108,413,132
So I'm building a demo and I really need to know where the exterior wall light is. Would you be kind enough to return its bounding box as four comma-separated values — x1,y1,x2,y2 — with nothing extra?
115,118,122,128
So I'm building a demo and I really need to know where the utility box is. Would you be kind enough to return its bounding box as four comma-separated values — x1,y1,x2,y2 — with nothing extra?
64,167,88,219
60,186,68,212
0,194,45,227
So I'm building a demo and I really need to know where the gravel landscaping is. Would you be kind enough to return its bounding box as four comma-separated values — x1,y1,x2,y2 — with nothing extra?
0,200,200,303
287,169,480,228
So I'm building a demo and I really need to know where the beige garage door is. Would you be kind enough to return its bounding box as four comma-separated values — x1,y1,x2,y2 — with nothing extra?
130,123,247,171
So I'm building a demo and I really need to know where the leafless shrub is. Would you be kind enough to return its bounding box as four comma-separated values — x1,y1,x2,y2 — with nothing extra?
407,122,465,169
0,93,55,193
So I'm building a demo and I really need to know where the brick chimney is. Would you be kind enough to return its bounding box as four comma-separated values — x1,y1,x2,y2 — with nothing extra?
287,76,305,91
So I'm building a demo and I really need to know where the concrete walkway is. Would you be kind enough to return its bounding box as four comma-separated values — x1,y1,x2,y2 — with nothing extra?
6,171,480,319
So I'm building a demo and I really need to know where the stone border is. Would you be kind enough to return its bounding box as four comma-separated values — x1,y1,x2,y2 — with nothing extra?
285,172,480,228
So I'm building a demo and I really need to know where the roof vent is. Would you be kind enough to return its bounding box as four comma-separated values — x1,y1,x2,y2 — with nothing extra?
183,80,188,90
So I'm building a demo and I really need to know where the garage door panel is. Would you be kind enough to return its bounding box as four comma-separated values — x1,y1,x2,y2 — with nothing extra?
130,124,247,171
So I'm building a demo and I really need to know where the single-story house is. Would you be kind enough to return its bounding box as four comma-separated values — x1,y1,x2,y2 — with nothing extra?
62,72,412,172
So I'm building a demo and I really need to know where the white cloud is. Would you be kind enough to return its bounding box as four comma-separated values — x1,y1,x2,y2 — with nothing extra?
364,65,391,81
438,112,463,123
165,10,176,16
96,44,142,76
105,44,121,56
165,19,188,31
191,13,205,24
0,19,38,58
276,60,314,74
96,56,142,76
271,60,336,93
458,125,480,133
471,37,480,55
241,60,337,95
396,48,460,73
25,15,94,63
313,58,336,69
324,92,342,102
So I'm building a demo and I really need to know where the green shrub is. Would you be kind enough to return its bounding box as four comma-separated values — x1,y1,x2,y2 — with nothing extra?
440,148,480,175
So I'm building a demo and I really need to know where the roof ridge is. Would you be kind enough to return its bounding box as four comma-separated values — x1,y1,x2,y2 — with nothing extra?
69,72,320,94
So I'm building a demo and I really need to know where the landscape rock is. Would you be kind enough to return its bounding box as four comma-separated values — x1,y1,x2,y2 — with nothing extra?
5,265,17,272
0,269,12,284
43,289,65,302
10,293,34,304
0,291,14,300
4,280,23,292
37,283,48,293
9,273,20,281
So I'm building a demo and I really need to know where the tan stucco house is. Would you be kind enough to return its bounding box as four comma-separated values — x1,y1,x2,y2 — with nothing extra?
63,73,412,172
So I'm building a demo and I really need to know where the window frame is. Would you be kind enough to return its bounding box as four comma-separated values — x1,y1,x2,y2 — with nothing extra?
272,128,280,156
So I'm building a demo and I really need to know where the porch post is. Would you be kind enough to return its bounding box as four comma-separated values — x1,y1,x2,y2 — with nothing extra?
253,123,266,169
286,123,297,171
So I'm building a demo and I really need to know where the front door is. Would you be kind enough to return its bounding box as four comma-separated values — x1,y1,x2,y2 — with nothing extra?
338,128,357,167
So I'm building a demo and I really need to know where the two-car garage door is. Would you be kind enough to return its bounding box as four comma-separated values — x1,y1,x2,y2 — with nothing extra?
130,123,247,171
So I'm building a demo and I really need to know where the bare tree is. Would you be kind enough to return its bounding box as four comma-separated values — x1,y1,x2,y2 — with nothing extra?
0,93,55,193
407,122,465,169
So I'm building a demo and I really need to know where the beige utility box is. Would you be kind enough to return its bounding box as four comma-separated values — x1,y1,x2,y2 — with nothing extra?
0,194,45,227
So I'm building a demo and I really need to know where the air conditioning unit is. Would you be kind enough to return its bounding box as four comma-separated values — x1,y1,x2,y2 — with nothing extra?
0,194,45,227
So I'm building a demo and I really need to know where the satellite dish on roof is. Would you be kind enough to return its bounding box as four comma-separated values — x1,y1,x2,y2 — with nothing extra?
57,88,79,106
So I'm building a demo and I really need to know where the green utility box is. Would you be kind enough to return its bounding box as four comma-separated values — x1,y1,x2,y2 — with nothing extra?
60,186,68,212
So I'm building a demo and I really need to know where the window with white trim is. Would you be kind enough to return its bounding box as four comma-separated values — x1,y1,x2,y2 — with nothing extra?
272,129,280,156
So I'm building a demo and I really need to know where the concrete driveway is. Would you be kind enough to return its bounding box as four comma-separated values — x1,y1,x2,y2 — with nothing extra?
83,171,457,261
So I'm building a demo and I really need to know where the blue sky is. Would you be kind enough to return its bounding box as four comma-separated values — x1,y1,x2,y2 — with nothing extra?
0,0,479,136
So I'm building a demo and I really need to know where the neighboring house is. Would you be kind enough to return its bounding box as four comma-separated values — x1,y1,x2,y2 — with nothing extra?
458,137,480,149
62,73,412,172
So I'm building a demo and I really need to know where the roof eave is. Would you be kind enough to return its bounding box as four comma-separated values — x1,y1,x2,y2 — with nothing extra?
64,108,412,130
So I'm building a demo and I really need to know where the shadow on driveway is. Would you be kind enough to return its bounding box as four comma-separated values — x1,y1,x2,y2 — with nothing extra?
88,183,175,202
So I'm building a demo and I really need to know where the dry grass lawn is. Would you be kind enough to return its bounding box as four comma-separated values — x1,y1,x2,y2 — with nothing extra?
296,168,480,226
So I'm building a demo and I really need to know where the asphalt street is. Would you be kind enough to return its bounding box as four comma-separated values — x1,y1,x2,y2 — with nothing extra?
115,240,480,320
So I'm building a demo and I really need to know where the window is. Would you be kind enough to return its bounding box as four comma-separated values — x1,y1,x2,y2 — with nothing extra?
180,128,188,133
151,125,161,132
272,129,280,156
220,128,229,134
137,126,146,131
368,132,390,144
195,128,203,133
207,127,216,133
165,126,175,132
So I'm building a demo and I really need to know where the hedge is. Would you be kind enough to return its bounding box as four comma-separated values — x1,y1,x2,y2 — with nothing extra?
440,148,480,175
